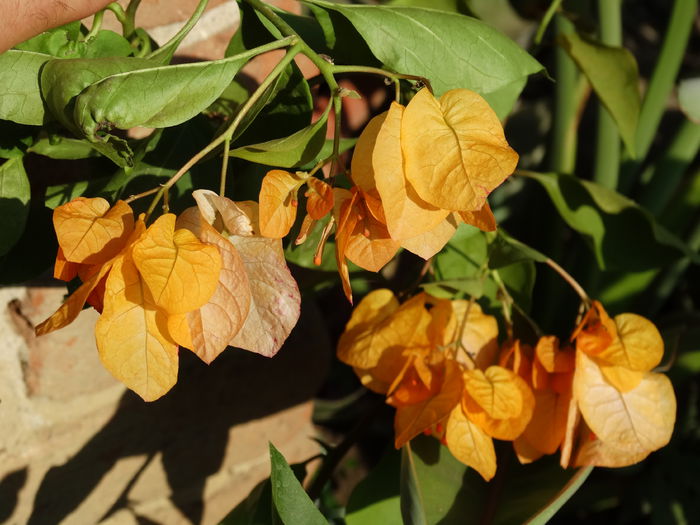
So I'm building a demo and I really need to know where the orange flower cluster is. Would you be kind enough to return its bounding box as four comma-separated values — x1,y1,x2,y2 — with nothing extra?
36,191,300,401
338,291,676,480
257,88,518,301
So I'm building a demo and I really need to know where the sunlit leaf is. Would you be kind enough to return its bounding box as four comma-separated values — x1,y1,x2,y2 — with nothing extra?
0,50,51,125
464,366,523,420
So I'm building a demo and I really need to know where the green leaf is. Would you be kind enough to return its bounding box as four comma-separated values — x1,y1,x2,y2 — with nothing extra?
81,30,134,58
523,466,593,524
433,224,490,282
488,229,547,268
345,450,401,525
420,278,484,299
0,205,56,285
400,444,428,525
269,444,326,525
525,171,699,270
302,1,542,115
559,31,641,156
233,62,314,146
28,136,98,160
499,260,536,313
220,478,275,525
0,122,34,159
14,22,82,55
230,104,329,168
41,57,154,133
0,158,31,256
0,50,52,125
678,78,700,123
402,437,591,525
73,52,254,144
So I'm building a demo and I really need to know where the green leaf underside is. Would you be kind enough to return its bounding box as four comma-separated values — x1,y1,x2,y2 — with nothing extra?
0,50,52,125
527,172,698,270
303,0,542,116
559,32,641,157
230,106,329,168
0,158,31,256
269,444,326,525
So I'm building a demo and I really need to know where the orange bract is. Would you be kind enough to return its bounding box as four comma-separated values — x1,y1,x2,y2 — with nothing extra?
258,169,302,238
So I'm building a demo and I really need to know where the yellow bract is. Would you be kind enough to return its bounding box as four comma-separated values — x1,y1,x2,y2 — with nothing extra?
338,291,675,480
446,405,497,481
335,87,513,300
259,169,302,238
96,251,179,402
402,88,519,212
132,214,222,315
37,192,301,401
53,197,134,264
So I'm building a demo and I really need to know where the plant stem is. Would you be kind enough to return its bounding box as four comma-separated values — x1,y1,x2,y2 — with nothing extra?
85,9,105,40
619,0,697,190
545,258,590,305
535,0,564,45
146,0,210,62
106,3,132,36
244,0,338,92
144,40,300,217
638,119,700,216
549,15,579,175
332,65,433,94
593,0,622,189
219,135,231,196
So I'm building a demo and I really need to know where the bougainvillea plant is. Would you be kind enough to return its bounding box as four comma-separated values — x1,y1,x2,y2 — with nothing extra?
2,0,697,522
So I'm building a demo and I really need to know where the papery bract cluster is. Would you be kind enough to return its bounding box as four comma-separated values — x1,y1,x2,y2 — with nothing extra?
338,291,676,480
37,191,300,401
257,88,519,302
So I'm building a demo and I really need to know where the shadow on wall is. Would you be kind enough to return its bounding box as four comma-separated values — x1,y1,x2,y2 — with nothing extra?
21,297,331,525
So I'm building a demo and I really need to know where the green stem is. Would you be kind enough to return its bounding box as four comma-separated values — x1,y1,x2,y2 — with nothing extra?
126,0,142,34
549,15,579,174
145,39,300,217
244,0,338,88
330,96,343,175
535,0,564,45
638,119,700,216
332,65,433,94
85,10,105,40
106,3,133,37
146,0,210,62
593,0,622,189
219,135,231,196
